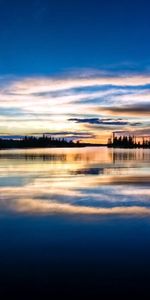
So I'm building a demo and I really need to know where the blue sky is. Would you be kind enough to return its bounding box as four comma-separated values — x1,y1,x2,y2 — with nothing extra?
0,0,150,75
0,0,150,141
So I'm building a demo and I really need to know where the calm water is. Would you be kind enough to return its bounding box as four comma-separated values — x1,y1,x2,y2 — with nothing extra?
0,147,150,297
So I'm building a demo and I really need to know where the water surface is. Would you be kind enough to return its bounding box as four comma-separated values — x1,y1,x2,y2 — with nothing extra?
0,147,150,297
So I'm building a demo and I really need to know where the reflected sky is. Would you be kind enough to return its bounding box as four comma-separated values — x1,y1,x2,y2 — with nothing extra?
0,147,150,217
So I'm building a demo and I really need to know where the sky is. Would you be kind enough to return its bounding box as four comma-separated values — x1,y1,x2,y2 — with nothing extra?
0,0,150,143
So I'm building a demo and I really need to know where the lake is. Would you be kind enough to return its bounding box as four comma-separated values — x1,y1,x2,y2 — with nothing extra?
0,147,150,297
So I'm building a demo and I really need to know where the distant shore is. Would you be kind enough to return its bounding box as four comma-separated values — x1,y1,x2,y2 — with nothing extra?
0,136,106,150
107,134,150,149
1,135,150,150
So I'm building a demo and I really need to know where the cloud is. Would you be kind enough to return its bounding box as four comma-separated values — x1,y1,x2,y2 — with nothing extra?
0,70,150,141
6,73,150,95
68,117,141,127
31,131,96,140
96,103,150,117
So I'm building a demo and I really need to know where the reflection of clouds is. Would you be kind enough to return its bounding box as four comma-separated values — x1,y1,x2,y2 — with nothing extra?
0,148,150,216
0,181,150,216
1,197,150,216
121,188,150,196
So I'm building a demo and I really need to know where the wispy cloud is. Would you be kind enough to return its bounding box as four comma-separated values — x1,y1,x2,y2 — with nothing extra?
68,117,141,126
95,103,150,117
0,70,149,142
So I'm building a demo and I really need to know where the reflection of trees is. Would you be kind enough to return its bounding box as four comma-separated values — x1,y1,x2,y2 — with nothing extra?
112,150,150,164
0,151,97,163
0,153,67,161
74,154,82,161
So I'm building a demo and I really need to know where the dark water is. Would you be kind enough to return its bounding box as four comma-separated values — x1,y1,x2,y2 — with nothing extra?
0,147,150,298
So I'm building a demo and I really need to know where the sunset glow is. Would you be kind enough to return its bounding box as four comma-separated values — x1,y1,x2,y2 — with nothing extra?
0,73,150,143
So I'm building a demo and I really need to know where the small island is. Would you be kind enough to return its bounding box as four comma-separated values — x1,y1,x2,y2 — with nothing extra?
107,132,150,148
